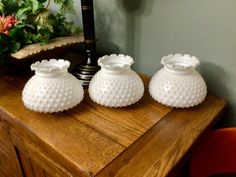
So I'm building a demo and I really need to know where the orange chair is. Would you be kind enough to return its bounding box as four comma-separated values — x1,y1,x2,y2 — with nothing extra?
189,128,236,177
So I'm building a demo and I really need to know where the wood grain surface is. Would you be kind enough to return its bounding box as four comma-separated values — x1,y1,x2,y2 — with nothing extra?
17,148,54,177
96,95,227,177
67,75,172,147
0,118,23,177
0,66,227,177
12,128,74,177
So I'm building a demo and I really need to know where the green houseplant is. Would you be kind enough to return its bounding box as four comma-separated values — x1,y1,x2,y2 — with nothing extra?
0,0,81,60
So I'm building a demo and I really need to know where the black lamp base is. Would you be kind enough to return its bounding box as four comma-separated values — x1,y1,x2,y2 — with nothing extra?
73,64,99,88
74,0,98,87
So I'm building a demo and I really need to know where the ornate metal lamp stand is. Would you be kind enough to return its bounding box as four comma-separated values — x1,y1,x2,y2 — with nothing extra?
73,0,99,87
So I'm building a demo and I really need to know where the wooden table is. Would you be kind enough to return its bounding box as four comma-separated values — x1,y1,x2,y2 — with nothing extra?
0,66,227,177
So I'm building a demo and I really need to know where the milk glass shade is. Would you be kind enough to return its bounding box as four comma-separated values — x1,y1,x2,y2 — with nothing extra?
149,54,207,108
22,59,84,113
89,54,144,107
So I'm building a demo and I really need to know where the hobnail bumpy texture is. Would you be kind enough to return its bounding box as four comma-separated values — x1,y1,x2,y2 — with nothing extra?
89,71,144,107
149,70,207,108
88,54,144,107
22,59,84,113
149,54,207,108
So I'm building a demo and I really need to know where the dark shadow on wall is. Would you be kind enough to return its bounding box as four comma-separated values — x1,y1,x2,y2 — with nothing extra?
94,1,121,57
117,0,154,62
117,0,144,57
221,101,236,127
94,0,154,60
199,62,236,127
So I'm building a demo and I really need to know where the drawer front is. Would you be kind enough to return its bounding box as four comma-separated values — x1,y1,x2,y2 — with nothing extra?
0,119,23,177
11,128,74,177
16,147,54,177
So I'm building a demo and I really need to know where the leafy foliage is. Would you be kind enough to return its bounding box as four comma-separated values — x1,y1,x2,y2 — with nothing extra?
54,0,75,14
0,0,81,60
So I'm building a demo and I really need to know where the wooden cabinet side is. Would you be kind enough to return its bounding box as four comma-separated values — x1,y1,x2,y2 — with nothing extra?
0,118,23,177
10,128,74,177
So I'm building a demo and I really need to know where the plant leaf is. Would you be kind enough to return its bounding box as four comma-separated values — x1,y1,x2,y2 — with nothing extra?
11,42,21,53
54,0,75,14
31,0,43,13
0,0,82,60
38,0,47,3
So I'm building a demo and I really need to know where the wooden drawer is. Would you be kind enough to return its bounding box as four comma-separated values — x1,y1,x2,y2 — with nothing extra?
11,128,73,177
16,147,54,177
0,119,23,177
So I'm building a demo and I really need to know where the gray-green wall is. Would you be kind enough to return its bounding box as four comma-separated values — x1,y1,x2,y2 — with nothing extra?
94,0,236,126
53,0,236,126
